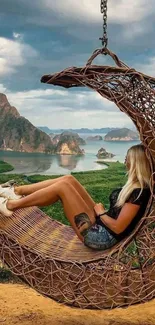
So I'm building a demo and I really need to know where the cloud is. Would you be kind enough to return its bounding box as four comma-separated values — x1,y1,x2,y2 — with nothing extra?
0,0,154,122
0,83,7,93
42,0,154,24
1,85,133,129
135,56,155,77
0,37,38,76
122,23,145,41
13,32,23,40
1,0,154,26
7,88,116,113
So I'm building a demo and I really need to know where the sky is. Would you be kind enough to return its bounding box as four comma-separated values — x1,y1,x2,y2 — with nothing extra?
0,0,155,129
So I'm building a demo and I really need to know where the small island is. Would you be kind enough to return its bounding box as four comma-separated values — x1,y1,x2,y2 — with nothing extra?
96,147,115,159
104,128,139,141
86,135,103,141
53,132,85,155
52,131,86,146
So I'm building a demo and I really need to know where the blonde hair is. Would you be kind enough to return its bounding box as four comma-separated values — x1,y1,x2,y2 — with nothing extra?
116,144,152,208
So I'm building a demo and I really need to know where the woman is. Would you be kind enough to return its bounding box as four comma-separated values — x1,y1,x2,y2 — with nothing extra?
0,144,152,250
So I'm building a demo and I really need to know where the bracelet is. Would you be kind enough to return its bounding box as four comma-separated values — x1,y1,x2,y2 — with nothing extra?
97,212,106,218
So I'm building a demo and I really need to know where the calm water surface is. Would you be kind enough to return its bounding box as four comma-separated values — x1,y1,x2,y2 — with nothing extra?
0,133,140,175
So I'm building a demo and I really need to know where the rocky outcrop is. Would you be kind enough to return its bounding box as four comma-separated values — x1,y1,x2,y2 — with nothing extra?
52,131,86,146
104,128,139,141
86,135,103,141
54,133,85,155
97,148,115,159
0,93,54,153
49,133,55,139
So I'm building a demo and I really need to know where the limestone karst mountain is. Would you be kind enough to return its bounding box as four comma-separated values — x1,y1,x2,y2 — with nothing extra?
53,132,85,155
51,131,86,146
0,94,85,155
104,128,139,141
0,93,54,153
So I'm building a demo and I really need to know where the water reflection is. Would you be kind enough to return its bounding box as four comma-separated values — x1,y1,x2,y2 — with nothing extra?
0,151,53,174
56,155,83,170
0,135,140,175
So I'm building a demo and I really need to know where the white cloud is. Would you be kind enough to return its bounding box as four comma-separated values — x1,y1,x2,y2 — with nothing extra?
33,0,154,42
43,0,154,24
0,83,7,93
6,87,116,114
13,32,23,40
0,37,38,76
122,23,145,40
1,85,133,129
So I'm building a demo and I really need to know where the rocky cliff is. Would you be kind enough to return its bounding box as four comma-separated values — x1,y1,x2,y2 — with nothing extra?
104,128,139,141
51,131,86,146
96,148,115,159
53,133,85,155
0,93,54,153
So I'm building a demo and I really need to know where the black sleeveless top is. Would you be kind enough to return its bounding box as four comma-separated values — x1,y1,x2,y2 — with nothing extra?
96,187,151,240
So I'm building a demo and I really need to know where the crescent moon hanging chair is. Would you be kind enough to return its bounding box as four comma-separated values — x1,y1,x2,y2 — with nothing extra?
0,47,155,310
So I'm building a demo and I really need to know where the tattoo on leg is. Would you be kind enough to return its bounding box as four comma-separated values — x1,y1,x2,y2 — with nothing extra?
74,212,92,236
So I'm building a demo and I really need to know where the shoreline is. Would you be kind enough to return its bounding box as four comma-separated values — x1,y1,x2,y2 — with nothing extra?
95,159,118,165
0,140,138,175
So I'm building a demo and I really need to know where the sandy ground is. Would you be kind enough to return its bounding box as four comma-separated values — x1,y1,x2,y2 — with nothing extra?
0,284,155,325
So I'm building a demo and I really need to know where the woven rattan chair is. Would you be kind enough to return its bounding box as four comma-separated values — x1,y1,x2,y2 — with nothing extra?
0,48,155,309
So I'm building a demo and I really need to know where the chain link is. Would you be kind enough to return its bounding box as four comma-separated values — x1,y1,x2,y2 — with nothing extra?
99,0,108,48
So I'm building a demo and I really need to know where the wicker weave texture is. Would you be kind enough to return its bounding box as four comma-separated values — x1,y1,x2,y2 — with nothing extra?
0,203,155,309
0,48,155,309
41,48,155,157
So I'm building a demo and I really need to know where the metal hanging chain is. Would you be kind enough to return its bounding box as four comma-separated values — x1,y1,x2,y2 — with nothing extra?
99,0,108,48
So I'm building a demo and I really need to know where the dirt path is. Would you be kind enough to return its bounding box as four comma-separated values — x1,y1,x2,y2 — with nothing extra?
0,283,155,325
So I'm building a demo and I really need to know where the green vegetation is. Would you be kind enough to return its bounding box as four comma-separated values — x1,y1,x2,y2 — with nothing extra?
33,128,43,149
0,160,14,173
0,266,15,283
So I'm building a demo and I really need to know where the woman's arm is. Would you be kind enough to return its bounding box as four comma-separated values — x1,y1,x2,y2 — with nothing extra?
100,203,140,235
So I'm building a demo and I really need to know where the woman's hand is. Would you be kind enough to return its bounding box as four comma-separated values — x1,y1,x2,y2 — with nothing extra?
94,203,106,216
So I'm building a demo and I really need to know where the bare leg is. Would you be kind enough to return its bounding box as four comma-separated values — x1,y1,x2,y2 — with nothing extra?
15,175,67,195
7,181,96,242
15,175,95,209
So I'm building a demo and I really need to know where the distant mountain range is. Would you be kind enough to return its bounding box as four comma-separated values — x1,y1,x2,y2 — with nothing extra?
38,127,120,134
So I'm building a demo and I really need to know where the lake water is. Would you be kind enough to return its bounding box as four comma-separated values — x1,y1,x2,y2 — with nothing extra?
0,133,140,175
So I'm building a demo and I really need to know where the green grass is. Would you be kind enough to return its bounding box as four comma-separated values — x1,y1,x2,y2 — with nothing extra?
0,160,14,173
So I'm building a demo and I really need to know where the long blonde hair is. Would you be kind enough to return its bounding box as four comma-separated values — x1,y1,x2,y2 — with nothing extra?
116,144,152,208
